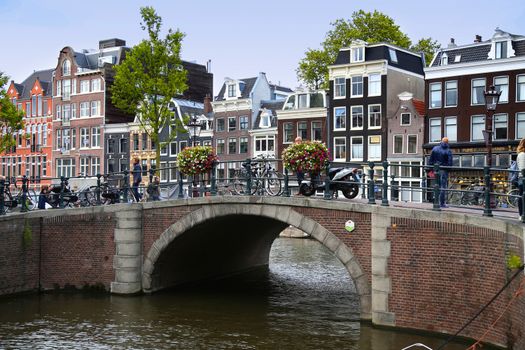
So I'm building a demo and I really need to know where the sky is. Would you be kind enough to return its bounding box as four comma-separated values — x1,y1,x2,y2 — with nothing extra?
1,0,525,96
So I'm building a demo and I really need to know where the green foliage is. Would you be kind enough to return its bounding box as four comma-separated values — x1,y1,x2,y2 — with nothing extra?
0,72,24,154
410,37,441,66
22,219,32,249
297,10,440,87
176,145,218,175
111,6,188,172
507,253,523,270
282,141,329,174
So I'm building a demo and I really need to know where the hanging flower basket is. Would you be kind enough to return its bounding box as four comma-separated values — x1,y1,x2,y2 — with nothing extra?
282,140,329,174
176,145,218,176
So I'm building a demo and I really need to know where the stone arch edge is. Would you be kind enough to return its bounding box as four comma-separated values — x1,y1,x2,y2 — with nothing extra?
141,203,371,319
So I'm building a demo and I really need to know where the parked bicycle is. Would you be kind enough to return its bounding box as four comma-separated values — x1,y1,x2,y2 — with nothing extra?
2,177,37,214
232,156,283,196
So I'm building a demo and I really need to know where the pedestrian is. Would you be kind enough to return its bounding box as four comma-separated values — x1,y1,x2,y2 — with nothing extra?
38,185,50,209
147,176,161,201
294,136,304,189
516,138,525,220
132,157,142,202
429,137,453,208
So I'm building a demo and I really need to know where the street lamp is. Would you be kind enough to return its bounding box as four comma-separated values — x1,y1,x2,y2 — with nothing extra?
483,85,502,168
187,115,202,147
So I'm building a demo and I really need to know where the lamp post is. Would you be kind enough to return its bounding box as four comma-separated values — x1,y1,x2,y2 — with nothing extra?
187,115,202,197
483,85,502,168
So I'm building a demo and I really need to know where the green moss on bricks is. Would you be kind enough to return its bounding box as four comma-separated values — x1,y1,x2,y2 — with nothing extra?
22,219,32,249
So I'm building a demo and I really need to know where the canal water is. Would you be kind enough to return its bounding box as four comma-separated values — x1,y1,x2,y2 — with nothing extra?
0,238,471,349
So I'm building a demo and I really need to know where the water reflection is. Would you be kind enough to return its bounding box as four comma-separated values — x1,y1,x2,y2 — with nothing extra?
0,238,469,349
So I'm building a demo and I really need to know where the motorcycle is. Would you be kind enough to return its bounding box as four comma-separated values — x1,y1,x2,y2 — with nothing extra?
299,167,361,199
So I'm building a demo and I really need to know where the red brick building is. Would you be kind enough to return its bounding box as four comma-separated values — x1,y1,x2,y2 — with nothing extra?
3,69,54,189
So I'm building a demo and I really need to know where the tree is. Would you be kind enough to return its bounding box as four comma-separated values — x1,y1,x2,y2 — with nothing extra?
410,37,441,67
0,72,24,155
111,6,188,173
297,10,439,88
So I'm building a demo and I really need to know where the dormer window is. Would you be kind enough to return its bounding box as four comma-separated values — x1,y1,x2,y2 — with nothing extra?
389,48,398,63
454,55,461,63
260,111,271,128
351,46,364,63
495,41,508,59
62,59,71,76
227,84,236,98
440,53,448,66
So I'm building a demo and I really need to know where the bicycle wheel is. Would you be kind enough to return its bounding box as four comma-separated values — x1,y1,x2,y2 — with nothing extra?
2,192,12,214
233,169,257,195
507,189,520,208
447,189,462,206
26,189,37,211
265,171,282,196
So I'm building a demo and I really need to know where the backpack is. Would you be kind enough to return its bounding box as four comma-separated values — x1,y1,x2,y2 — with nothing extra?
509,160,518,185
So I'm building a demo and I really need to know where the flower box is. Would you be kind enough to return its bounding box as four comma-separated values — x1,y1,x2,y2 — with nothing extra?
282,140,329,174
176,145,218,176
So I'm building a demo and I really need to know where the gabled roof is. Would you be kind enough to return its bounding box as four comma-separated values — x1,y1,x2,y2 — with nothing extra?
215,77,258,101
15,69,54,99
252,100,284,130
270,84,293,93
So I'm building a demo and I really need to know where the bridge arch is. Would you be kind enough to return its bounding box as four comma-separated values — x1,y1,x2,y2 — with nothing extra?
142,203,371,318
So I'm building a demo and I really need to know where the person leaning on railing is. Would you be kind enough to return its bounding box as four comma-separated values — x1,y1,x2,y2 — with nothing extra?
516,138,525,220
429,137,453,208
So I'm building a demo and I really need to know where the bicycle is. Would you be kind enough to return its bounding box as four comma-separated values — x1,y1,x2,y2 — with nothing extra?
232,156,283,196
2,177,37,214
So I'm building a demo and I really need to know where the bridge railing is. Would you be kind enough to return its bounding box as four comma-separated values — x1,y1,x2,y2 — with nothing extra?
0,159,523,222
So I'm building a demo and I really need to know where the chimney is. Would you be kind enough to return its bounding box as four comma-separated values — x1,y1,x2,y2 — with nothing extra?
206,59,211,73
474,35,482,43
203,94,212,114
447,38,457,48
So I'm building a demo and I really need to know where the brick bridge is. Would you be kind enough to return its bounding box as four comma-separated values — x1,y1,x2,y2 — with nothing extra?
1,197,524,348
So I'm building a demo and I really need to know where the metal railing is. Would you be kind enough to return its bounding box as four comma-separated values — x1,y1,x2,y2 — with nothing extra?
1,159,523,223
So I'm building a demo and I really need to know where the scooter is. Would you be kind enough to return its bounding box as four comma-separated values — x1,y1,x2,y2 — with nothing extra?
299,167,361,199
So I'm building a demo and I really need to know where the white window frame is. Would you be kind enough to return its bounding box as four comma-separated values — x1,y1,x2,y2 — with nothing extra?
393,134,403,154
493,113,508,140
445,80,458,107
333,107,346,131
62,60,71,76
91,127,100,147
368,135,381,161
333,137,347,162
400,113,411,126
471,115,485,141
517,112,525,139
351,75,363,98
429,118,442,142
368,73,381,97
311,121,322,141
471,78,486,106
350,105,363,130
283,123,294,143
351,46,364,63
368,104,381,129
429,82,442,109
80,80,90,93
350,136,363,161
407,134,418,154
494,76,509,103
334,77,346,98
517,75,525,102
444,116,457,142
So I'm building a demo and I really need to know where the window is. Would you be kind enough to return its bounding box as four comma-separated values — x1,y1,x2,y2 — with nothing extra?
351,76,363,97
389,48,398,63
216,118,225,132
63,104,71,122
179,141,187,152
440,53,448,66
445,117,457,142
228,117,236,131
240,116,248,130
298,94,308,109
350,137,363,160
283,123,294,143
351,106,363,130
429,118,442,142
55,105,61,120
334,77,346,98
170,141,177,156
216,139,225,154
407,135,417,154
368,73,381,96
80,102,89,117
368,136,381,160
401,113,411,126
445,81,458,107
495,41,507,59
119,158,127,172
80,128,89,148
471,78,486,105
91,127,100,147
298,122,307,140
43,100,48,116
91,78,101,91
240,137,248,153
43,124,47,145
91,101,100,116
228,138,237,154
312,122,322,141
393,135,403,154
429,83,442,108
334,107,346,130
494,114,508,140
107,158,116,174
518,75,525,102
56,130,61,150
351,46,364,62
368,105,381,128
56,80,61,97
80,80,90,93
31,96,37,116
227,84,236,97
62,60,71,76
132,134,139,151
471,115,485,141
56,158,75,178
259,112,270,128
71,103,77,119
255,135,274,153
494,76,509,103
334,137,346,161
141,134,148,151
62,129,71,150
120,138,128,153
517,113,525,139
80,158,89,176
62,79,71,100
